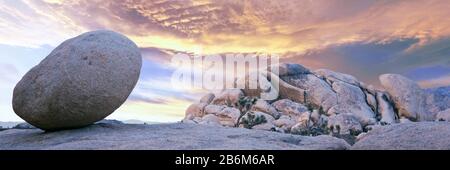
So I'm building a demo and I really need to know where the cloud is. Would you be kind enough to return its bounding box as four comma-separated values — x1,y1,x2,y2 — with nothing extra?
1,0,449,122
418,74,450,88
1,0,447,54
389,37,450,70
281,38,450,87
0,0,85,47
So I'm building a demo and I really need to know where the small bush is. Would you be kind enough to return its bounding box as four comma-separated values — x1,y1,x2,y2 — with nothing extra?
235,96,257,127
239,112,267,129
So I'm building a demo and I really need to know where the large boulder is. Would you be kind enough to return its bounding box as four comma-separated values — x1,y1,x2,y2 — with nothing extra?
328,82,376,126
12,30,142,131
379,74,433,121
281,74,338,112
352,122,450,150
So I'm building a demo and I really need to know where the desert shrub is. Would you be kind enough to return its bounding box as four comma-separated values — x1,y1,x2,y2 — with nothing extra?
239,112,267,129
292,122,330,136
318,106,326,115
234,96,257,127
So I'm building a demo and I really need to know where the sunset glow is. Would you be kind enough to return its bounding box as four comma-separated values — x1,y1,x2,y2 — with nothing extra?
0,0,449,122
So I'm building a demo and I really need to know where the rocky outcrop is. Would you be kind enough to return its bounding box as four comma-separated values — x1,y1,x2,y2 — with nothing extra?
185,63,449,144
328,81,376,126
352,122,450,150
12,30,142,131
0,122,350,150
379,74,433,121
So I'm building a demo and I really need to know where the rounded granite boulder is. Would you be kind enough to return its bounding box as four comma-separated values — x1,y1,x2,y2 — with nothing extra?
12,30,142,131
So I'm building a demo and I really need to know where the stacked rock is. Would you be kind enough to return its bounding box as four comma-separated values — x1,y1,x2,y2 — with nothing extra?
183,63,449,141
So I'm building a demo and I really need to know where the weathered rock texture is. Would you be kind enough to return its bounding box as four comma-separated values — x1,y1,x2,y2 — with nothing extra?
352,122,450,150
12,30,142,131
185,63,449,144
379,74,433,121
0,122,350,150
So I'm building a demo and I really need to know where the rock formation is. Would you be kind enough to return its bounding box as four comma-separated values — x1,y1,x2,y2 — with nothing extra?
352,122,450,150
379,74,433,121
12,30,142,131
184,63,449,143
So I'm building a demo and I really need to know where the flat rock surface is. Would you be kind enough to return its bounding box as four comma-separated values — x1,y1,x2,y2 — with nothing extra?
0,122,349,150
352,122,450,150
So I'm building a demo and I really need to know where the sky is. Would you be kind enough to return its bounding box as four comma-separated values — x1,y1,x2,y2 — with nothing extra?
0,0,449,122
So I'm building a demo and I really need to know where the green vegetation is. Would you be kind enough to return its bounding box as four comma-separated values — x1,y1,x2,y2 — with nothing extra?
239,112,267,129
234,96,257,127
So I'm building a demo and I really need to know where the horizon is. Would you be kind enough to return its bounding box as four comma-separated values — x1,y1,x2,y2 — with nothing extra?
1,0,449,122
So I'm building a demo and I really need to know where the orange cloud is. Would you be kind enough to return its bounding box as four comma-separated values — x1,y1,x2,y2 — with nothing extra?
1,0,449,122
2,0,448,54
418,75,450,88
